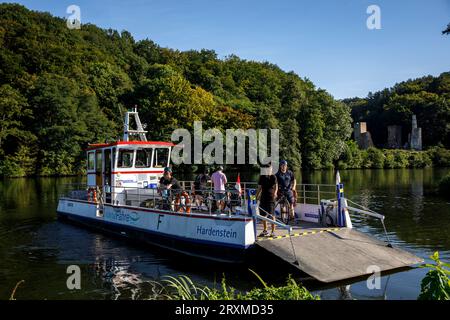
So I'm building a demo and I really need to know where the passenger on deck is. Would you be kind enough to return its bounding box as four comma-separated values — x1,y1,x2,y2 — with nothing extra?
275,160,296,221
211,166,227,212
159,167,182,200
193,167,211,210
256,163,278,237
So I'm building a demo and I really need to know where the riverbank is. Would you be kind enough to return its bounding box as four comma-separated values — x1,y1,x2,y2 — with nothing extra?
1,147,450,178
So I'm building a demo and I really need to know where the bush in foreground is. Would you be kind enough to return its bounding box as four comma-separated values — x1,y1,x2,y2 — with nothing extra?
418,252,450,300
157,271,319,300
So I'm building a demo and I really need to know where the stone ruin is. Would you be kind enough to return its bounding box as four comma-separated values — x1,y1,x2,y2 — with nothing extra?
408,114,422,150
354,122,374,149
354,115,422,150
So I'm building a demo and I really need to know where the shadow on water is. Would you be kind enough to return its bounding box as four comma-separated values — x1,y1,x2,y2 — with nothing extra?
0,168,449,299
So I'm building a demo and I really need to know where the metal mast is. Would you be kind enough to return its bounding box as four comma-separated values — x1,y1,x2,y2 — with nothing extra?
123,106,147,142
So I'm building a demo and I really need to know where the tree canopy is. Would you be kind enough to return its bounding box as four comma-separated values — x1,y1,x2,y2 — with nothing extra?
0,4,358,176
0,4,447,177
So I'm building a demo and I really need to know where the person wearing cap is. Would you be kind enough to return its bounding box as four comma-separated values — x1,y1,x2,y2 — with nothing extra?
256,163,278,237
275,160,296,221
211,166,227,212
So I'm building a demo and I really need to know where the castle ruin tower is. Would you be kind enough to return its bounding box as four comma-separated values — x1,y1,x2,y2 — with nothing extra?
409,114,422,150
354,122,374,149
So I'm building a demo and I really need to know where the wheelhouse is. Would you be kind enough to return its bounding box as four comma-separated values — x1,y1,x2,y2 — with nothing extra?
85,108,174,205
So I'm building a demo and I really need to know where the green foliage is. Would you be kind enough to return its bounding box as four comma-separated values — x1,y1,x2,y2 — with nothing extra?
366,148,385,169
392,150,410,168
408,151,432,168
338,147,449,169
339,141,363,169
155,272,319,300
2,4,448,176
428,146,450,167
438,174,450,199
0,145,36,177
0,4,356,175
418,251,450,300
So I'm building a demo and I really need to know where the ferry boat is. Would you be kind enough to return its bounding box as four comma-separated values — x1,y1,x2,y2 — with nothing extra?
57,108,422,283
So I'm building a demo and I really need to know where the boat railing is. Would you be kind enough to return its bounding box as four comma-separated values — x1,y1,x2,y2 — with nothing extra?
60,181,337,210
111,185,249,216
175,181,336,204
294,183,336,205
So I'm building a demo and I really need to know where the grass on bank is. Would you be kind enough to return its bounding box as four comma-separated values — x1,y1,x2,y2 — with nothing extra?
153,270,318,300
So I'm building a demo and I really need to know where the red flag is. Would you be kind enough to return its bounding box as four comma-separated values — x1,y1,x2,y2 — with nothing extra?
235,173,242,194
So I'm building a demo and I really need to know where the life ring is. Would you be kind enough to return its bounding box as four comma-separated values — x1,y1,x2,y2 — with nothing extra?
87,187,98,203
175,191,191,213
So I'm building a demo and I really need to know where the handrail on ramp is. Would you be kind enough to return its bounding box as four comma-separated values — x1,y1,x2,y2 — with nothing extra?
321,198,392,248
255,206,299,265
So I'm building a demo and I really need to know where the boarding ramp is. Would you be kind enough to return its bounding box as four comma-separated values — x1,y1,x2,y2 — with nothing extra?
251,180,423,283
255,225,423,283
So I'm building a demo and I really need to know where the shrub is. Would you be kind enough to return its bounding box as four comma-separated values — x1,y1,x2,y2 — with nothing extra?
339,140,363,169
0,145,36,177
409,151,432,168
428,147,450,167
418,251,450,300
367,148,385,168
392,150,409,168
38,150,74,176
384,151,396,169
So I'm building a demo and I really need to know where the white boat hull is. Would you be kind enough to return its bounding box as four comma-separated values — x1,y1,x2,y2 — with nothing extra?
57,198,256,262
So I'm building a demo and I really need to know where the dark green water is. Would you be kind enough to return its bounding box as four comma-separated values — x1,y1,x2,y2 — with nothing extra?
1,168,449,300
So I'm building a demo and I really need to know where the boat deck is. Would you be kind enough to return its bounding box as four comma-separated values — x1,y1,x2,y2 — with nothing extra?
255,221,423,283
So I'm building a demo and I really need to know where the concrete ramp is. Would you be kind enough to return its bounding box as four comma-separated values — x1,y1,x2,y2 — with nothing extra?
256,228,423,283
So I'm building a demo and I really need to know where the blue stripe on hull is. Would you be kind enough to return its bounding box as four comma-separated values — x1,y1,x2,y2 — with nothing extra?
57,211,253,263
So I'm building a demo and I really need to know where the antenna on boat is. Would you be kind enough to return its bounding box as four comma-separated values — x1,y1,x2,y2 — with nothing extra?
123,105,148,142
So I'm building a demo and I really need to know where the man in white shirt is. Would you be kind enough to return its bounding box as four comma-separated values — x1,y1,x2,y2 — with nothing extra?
211,166,227,211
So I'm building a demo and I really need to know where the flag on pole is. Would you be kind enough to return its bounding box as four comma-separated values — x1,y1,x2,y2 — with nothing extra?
235,173,242,194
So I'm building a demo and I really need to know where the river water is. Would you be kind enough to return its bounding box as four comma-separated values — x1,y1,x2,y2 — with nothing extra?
1,168,449,300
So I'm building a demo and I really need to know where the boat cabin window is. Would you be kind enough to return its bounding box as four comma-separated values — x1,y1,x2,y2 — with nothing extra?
118,149,134,168
153,148,169,168
135,148,153,168
87,152,95,171
95,151,102,172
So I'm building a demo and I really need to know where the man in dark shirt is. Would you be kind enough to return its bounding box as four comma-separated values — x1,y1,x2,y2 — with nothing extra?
256,163,278,237
193,167,211,209
159,167,181,197
275,160,296,221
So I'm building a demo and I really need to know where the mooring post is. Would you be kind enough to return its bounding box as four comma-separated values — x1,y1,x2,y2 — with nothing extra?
336,182,347,227
246,188,258,239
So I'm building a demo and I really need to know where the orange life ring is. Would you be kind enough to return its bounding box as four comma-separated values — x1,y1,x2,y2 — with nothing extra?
87,188,98,203
175,191,191,213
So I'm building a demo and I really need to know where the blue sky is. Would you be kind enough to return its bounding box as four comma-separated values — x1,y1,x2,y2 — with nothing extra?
5,0,450,98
